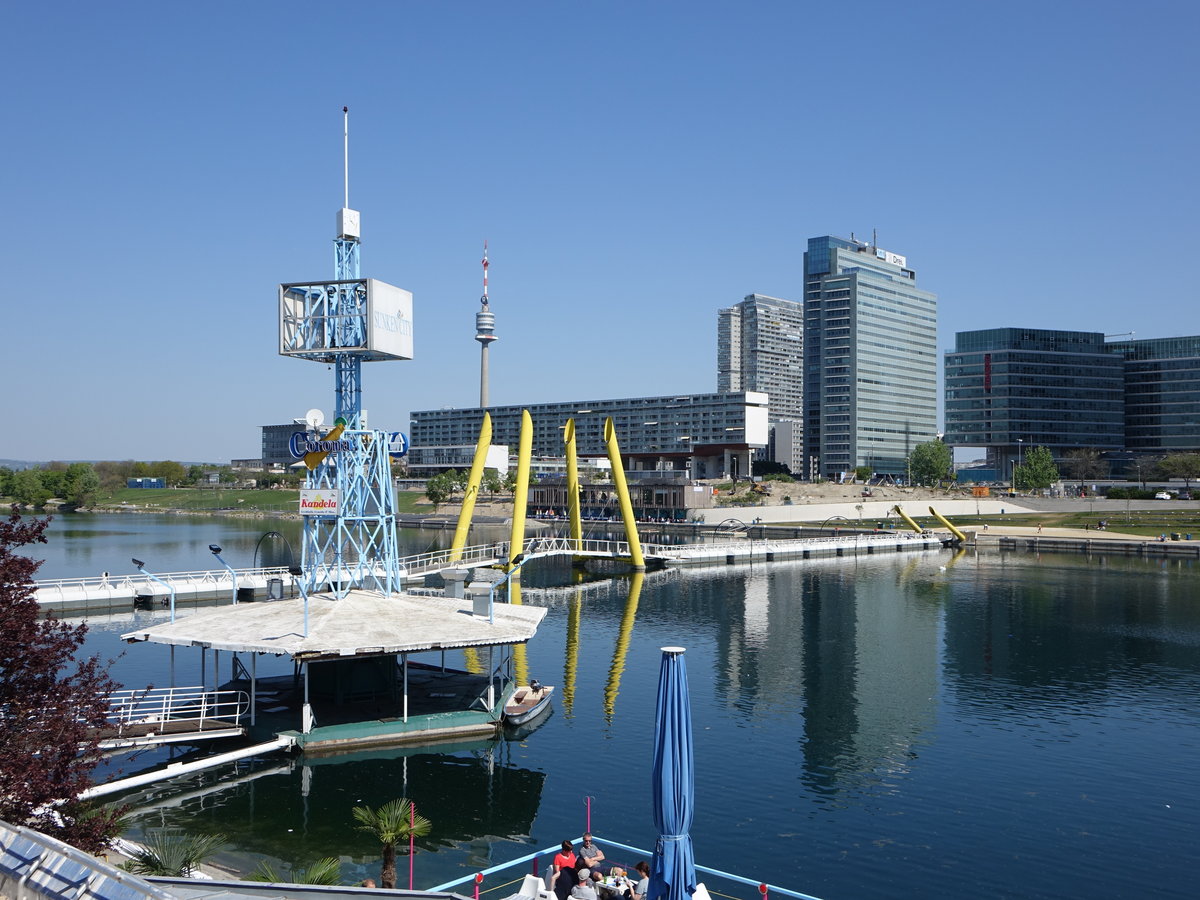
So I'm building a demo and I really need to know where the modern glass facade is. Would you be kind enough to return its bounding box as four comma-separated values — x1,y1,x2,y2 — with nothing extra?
718,293,804,473
261,421,308,467
803,236,938,479
943,329,1125,473
1107,335,1200,453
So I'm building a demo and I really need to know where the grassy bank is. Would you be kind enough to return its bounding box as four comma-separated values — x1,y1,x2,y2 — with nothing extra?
4,488,430,516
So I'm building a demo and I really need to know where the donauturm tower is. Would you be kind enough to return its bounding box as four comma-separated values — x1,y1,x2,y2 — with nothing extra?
475,241,498,407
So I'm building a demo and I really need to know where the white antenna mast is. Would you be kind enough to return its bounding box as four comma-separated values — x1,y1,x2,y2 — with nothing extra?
343,106,350,208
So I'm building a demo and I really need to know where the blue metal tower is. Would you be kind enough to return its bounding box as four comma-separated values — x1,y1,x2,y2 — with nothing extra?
277,110,412,598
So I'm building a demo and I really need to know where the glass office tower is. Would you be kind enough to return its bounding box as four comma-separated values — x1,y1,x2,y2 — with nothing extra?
944,328,1125,475
802,236,938,480
1107,335,1200,453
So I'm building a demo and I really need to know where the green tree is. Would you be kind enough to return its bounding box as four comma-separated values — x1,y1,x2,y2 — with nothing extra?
250,857,342,885
0,467,14,498
65,463,101,507
11,468,50,507
352,798,432,889
752,460,791,477
149,460,187,486
908,440,952,486
40,464,68,499
1062,449,1107,493
503,469,519,495
853,465,873,483
425,472,453,509
1158,452,1200,492
1015,445,1059,491
122,831,225,876
482,468,504,496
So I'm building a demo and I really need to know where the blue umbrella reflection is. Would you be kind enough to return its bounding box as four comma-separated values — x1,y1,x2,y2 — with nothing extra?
649,646,697,900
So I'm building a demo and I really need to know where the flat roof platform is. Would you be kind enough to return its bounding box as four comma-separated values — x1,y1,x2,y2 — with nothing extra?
121,590,547,660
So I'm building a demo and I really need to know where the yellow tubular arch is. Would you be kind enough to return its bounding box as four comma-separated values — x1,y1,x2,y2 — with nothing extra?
604,417,645,570
449,412,493,563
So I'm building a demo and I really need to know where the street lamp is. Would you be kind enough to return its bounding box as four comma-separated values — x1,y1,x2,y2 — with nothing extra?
209,544,238,605
1016,438,1024,493
134,558,176,623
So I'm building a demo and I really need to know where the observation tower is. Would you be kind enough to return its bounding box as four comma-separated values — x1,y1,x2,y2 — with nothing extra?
277,108,412,597
475,240,497,407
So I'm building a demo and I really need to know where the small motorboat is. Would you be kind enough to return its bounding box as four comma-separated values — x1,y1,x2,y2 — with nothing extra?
504,681,554,726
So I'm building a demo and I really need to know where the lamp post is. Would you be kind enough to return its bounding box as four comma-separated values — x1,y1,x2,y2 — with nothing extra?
1016,438,1024,494
133,558,176,623
211,547,238,609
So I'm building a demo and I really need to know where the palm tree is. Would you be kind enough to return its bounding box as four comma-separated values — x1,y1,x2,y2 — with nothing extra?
352,798,432,889
122,830,226,877
250,857,343,885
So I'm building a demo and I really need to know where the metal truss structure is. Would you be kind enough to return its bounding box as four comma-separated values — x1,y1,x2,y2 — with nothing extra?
278,231,402,598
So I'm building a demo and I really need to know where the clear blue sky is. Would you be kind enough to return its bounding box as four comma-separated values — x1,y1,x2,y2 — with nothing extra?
4,1,1197,463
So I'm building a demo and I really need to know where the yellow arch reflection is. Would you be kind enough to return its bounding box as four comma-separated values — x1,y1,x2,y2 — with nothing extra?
604,571,645,721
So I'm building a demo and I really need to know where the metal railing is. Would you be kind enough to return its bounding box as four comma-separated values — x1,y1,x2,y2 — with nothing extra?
429,835,821,900
35,566,291,604
104,686,250,735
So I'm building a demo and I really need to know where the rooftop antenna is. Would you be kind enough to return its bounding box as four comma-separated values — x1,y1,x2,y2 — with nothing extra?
343,106,350,208
872,228,877,251
482,239,489,306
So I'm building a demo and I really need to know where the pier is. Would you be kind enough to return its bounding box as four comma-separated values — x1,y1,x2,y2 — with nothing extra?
35,532,953,613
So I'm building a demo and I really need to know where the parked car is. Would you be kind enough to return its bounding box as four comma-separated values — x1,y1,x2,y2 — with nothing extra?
1155,491,1174,500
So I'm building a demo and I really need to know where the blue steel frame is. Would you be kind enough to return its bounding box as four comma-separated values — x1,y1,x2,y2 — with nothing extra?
279,230,401,598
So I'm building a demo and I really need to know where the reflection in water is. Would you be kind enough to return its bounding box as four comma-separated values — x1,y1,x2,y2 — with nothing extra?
604,571,644,721
124,739,546,878
49,518,1200,900
509,577,529,687
563,587,582,716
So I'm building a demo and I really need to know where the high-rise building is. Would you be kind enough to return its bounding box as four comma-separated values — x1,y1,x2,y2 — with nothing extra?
802,236,938,480
943,328,1126,476
718,294,804,473
1107,335,1200,454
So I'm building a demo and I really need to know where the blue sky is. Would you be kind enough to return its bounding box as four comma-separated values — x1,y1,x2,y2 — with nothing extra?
4,1,1197,463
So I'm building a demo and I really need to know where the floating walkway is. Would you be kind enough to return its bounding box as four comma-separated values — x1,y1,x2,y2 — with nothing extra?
96,686,249,750
36,533,952,613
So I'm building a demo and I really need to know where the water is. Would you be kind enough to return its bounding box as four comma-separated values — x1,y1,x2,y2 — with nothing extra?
31,514,1200,899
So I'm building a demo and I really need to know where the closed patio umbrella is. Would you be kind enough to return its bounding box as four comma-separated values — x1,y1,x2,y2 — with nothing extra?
649,647,697,900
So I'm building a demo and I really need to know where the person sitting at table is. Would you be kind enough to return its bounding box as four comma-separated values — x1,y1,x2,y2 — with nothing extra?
577,833,606,872
552,841,577,900
631,862,650,900
571,869,598,900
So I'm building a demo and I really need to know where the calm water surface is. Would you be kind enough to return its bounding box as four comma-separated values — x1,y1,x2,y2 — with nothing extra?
36,514,1200,899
